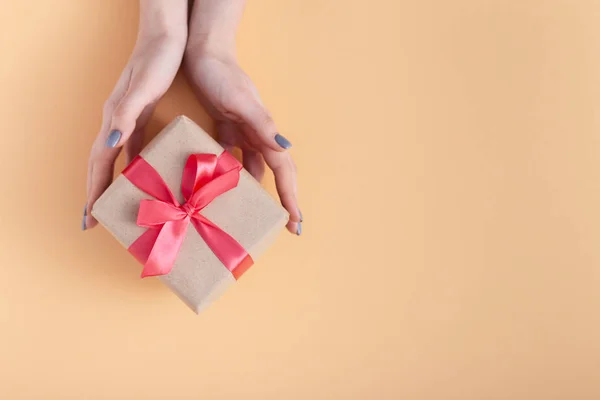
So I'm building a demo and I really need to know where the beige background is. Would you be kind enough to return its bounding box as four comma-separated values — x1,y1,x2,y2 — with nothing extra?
1,0,600,398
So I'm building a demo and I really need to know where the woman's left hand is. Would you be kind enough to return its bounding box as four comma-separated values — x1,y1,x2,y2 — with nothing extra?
184,45,302,235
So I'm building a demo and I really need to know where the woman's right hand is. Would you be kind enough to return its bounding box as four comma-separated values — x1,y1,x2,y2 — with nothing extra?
83,1,188,230
184,0,302,235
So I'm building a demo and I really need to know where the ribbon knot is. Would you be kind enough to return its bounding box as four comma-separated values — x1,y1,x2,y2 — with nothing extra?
122,152,253,279
181,202,196,217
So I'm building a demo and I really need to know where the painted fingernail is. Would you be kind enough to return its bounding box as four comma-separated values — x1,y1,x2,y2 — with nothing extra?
274,133,292,149
299,210,303,222
296,222,302,236
105,130,122,148
82,204,87,231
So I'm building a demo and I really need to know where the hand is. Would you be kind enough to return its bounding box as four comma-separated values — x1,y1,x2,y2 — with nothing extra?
184,46,302,235
84,30,187,230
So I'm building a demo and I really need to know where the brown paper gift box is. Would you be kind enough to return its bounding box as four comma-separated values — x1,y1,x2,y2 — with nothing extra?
91,116,289,313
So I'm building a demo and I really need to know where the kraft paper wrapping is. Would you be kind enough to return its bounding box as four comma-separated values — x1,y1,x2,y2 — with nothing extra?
92,116,289,313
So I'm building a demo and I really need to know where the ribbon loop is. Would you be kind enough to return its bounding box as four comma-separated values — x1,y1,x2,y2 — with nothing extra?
187,169,240,210
181,154,219,201
124,153,253,278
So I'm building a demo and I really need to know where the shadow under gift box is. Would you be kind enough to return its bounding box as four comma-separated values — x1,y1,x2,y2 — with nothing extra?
91,116,289,313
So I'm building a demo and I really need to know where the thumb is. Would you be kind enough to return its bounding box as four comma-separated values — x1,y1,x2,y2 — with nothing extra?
105,85,153,148
236,100,292,152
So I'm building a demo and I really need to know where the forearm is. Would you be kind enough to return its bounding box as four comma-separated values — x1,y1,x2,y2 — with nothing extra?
138,0,189,42
187,0,246,55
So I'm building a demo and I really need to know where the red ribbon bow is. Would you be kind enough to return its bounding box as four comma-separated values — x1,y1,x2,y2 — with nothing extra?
122,152,253,278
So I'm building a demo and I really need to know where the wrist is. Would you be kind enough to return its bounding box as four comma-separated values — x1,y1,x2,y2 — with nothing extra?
186,35,236,60
186,0,245,59
137,28,188,52
138,0,188,45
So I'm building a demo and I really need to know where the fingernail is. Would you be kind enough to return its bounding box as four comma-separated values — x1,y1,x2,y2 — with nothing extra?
105,130,122,148
82,204,87,231
296,222,302,236
274,133,292,149
299,210,303,222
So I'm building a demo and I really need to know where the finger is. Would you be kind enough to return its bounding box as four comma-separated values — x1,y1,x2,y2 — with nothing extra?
125,101,157,164
85,148,120,230
84,108,144,230
242,149,265,182
220,122,265,180
85,90,155,229
106,76,156,149
239,123,263,152
216,120,242,154
85,104,154,229
125,128,144,166
262,149,302,235
84,68,132,230
234,98,292,152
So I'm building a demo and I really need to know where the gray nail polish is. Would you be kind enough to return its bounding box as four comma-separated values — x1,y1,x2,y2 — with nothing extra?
274,133,292,149
299,210,303,222
105,130,122,148
82,204,87,231
296,222,302,236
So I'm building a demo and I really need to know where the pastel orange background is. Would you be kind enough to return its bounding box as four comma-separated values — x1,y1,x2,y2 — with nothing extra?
2,0,600,398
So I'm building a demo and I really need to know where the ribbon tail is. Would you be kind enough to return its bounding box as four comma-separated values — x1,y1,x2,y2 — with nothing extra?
128,228,160,265
191,215,253,279
128,219,190,278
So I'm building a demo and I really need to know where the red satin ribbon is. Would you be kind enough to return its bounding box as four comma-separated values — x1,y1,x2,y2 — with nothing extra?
122,152,253,279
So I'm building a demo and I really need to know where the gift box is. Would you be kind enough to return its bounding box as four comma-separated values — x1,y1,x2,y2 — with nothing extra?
92,116,289,313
